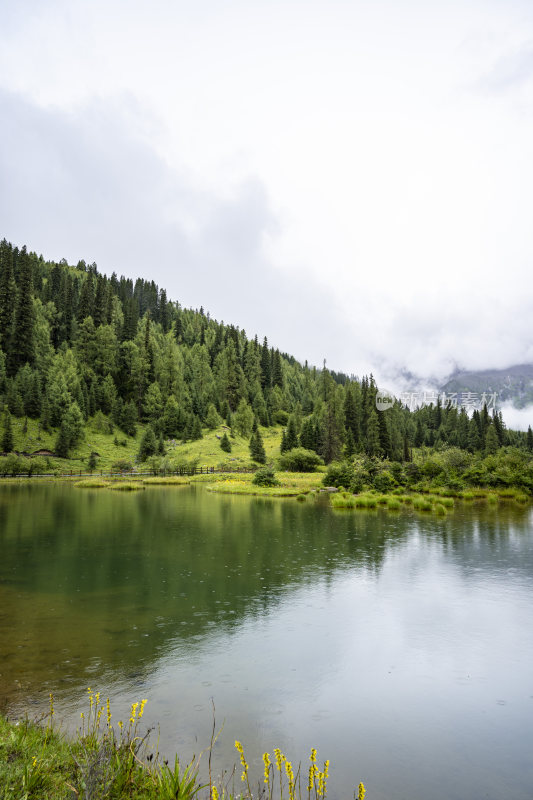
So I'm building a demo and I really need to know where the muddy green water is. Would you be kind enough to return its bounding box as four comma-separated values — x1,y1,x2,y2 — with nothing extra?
0,483,532,799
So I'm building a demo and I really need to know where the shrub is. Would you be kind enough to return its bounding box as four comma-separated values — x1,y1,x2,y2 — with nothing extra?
111,458,133,472
373,470,396,492
252,467,280,487
274,410,289,425
322,461,354,488
279,447,324,472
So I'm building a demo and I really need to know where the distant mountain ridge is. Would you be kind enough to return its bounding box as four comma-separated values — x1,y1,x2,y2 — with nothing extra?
441,364,533,408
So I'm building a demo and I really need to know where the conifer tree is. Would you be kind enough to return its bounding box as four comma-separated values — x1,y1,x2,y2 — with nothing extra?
366,408,381,457
485,423,499,455
93,275,108,327
271,349,283,388
284,416,299,451
191,414,203,440
527,425,533,452
467,417,482,452
0,239,16,348
120,400,137,436
344,428,356,457
138,426,158,461
9,246,35,374
250,427,266,463
206,403,222,429
377,410,392,459
260,337,271,388
1,410,14,452
77,272,95,321
220,431,231,452
159,289,170,333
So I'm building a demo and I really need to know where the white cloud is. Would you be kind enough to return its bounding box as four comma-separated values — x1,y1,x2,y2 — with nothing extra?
1,0,533,381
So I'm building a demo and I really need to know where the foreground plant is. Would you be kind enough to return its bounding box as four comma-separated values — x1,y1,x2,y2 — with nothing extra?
0,693,367,799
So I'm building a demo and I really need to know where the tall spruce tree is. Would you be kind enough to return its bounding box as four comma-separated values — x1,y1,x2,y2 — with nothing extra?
250,428,266,463
1,410,14,452
9,246,35,374
0,239,16,349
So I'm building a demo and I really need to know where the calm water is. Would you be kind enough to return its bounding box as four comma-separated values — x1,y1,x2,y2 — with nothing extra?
1,483,532,800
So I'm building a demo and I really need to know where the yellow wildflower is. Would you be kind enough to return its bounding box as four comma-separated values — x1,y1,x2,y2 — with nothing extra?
234,740,248,781
263,752,271,783
130,701,139,724
358,783,366,800
138,699,148,720
211,786,219,800
106,698,111,727
285,760,295,800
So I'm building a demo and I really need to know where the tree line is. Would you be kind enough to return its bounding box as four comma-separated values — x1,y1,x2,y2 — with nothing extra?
0,237,531,464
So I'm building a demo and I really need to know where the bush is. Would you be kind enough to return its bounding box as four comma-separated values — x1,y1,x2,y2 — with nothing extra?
278,447,324,472
111,458,133,472
372,470,396,492
274,410,289,425
252,467,280,487
323,461,354,488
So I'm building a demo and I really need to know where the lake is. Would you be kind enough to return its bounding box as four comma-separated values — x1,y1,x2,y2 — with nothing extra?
0,482,532,800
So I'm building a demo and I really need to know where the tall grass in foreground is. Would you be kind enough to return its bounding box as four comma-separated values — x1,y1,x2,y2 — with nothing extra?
0,692,367,800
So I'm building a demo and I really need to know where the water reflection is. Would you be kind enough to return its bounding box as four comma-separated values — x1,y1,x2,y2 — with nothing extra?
0,484,532,800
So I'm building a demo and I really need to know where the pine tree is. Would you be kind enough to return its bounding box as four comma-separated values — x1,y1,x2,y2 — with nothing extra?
159,289,170,333
366,408,382,457
260,337,271,388
206,403,222,429
485,423,499,455
0,239,16,348
9,246,35,374
344,428,356,457
77,272,95,321
120,400,137,436
527,425,533,452
191,415,203,440
467,417,482,452
250,428,266,463
1,410,14,452
93,275,108,326
271,349,283,388
284,416,299,451
377,411,392,459
220,432,232,452
138,426,158,461
55,420,71,458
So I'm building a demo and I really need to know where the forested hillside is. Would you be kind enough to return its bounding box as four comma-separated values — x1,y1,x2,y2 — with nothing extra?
0,238,530,471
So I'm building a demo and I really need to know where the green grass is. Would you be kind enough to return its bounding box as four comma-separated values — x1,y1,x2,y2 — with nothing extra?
142,476,191,485
108,481,145,491
3,416,287,475
74,479,110,488
205,471,322,498
0,692,363,800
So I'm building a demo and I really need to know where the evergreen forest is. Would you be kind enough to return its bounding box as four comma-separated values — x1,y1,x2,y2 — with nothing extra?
1,237,533,490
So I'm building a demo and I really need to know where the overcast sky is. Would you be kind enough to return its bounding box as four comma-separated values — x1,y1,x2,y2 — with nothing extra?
1,0,533,393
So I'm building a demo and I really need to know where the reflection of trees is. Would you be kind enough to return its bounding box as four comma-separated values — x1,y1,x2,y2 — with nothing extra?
0,484,530,708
